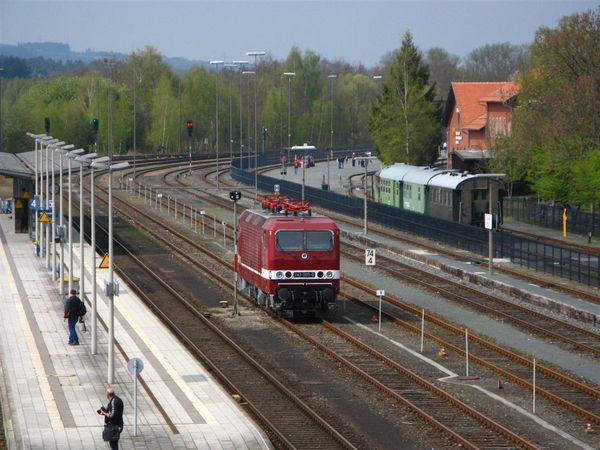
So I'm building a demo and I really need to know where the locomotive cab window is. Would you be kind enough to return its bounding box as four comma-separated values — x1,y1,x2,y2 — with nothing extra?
306,231,333,251
275,230,333,252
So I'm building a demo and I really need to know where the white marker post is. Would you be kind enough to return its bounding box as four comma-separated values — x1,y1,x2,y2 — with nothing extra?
420,309,425,353
376,289,385,333
222,221,227,246
365,248,376,266
213,216,216,237
157,193,162,211
465,328,469,377
532,358,536,414
127,358,144,437
200,210,206,234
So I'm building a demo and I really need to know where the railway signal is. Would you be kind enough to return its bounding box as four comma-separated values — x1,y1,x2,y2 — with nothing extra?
230,190,242,316
44,117,51,134
92,118,99,134
185,120,193,136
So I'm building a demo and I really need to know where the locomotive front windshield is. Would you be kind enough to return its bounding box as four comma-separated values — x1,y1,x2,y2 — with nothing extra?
275,230,333,252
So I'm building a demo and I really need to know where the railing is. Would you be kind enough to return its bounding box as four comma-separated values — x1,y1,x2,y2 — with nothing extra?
231,154,600,288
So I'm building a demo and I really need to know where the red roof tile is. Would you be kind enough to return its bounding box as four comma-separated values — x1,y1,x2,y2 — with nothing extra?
450,82,518,130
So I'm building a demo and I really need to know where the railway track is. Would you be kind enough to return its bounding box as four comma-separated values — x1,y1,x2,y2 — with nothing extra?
79,170,541,448
98,162,600,430
79,174,357,450
502,225,600,256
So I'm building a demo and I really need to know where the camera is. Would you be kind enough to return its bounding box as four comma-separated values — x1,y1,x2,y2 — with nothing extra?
97,406,107,415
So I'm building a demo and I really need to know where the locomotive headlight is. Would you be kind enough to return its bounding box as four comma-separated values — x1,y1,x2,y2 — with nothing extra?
276,271,284,279
326,271,333,279
285,271,293,278
317,271,324,278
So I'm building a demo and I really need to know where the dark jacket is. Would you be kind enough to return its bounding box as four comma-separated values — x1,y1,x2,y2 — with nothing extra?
105,395,124,429
64,295,82,320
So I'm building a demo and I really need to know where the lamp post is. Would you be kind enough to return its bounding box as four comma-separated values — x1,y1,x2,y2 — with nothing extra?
233,61,248,168
132,66,141,181
356,156,376,234
210,60,224,189
74,152,97,306
223,62,238,161
246,51,266,202
46,140,64,270
283,72,296,161
80,154,108,355
53,144,74,296
242,71,255,171
50,143,73,281
91,159,129,384
327,74,337,189
65,149,84,293
31,135,52,248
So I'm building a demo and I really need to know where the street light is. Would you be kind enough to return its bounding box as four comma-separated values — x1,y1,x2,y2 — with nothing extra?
49,142,73,280
242,71,255,170
65,149,84,293
91,159,129,383
327,74,337,189
46,140,64,270
27,134,51,247
355,155,377,234
38,138,58,254
53,144,74,296
224,64,239,162
78,153,108,355
233,61,248,168
292,144,317,202
283,72,296,162
246,51,266,203
210,60,224,189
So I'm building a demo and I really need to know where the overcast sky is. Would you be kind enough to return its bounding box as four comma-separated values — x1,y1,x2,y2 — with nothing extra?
1,1,596,67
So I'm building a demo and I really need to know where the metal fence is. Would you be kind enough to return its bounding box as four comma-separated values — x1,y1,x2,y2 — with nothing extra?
504,197,599,238
231,154,600,287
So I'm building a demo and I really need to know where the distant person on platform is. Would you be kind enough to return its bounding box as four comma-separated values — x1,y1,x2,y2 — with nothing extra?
64,289,85,345
20,188,31,232
99,387,124,450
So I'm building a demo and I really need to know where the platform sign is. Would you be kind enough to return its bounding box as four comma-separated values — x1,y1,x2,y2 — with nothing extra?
376,289,385,297
484,213,493,230
200,210,206,215
274,184,280,193
365,248,376,266
98,254,109,269
38,211,51,223
127,358,144,437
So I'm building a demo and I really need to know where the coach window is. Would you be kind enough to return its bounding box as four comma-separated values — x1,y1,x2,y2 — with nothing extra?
306,231,333,251
275,230,304,251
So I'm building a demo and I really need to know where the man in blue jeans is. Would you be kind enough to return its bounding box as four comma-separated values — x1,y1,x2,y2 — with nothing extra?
64,289,83,345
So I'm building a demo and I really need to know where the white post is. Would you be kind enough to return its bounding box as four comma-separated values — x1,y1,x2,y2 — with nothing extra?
133,359,138,436
167,197,170,216
45,144,50,268
194,210,197,233
34,139,39,248
420,309,425,353
233,200,239,315
174,199,177,220
532,358,536,414
59,155,64,295
108,169,115,384
91,165,97,355
222,221,226,246
79,162,85,298
39,142,44,254
378,294,382,333
213,216,216,237
202,213,205,234
465,328,469,377
51,149,56,278
68,158,73,294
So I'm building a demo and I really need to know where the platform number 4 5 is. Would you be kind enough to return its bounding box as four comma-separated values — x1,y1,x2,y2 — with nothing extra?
365,248,376,266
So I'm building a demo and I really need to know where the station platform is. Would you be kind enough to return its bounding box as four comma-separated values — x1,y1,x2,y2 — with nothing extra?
0,214,271,449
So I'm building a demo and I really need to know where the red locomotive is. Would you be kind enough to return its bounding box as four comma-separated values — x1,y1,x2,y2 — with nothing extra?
237,198,339,318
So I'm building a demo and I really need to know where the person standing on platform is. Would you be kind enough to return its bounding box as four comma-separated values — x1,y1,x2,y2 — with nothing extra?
64,289,83,345
99,388,124,450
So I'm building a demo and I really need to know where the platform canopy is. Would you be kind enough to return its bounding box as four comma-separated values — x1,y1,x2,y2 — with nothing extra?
0,151,74,179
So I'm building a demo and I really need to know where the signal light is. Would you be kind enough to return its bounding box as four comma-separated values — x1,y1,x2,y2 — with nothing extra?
92,118,99,133
44,117,50,134
185,120,193,137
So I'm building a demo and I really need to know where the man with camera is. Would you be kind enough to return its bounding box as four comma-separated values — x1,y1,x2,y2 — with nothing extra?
98,387,124,449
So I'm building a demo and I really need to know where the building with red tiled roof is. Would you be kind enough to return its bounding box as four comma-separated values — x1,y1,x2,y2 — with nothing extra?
442,82,518,171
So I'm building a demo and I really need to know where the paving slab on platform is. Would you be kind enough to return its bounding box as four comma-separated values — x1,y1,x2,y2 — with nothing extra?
0,214,271,450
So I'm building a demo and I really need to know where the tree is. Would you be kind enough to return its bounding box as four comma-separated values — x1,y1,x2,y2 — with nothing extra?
462,42,530,81
495,7,600,205
425,47,460,96
369,31,441,165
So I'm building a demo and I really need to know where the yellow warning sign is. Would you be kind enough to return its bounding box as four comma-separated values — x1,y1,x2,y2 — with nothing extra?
15,199,23,209
38,211,51,223
98,254,109,269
